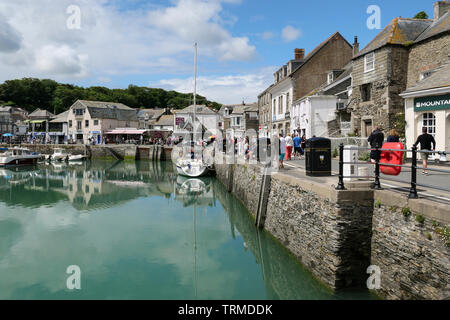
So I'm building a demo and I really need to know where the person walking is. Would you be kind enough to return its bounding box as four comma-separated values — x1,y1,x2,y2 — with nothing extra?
414,127,436,175
387,129,400,143
293,134,301,160
368,126,384,163
285,133,293,161
279,133,286,169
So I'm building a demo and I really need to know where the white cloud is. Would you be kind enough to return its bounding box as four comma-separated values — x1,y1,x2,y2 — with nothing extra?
282,25,301,42
156,66,277,104
0,0,257,83
147,0,255,61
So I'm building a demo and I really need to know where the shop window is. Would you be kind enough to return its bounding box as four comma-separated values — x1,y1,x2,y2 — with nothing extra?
94,120,99,126
361,83,372,102
422,113,436,137
85,120,89,127
69,120,72,128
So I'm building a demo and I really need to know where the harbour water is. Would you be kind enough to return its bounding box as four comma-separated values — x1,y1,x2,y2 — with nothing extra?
0,161,376,300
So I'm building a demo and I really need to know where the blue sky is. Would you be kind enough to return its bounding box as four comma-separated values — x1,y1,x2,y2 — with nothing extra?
0,0,438,104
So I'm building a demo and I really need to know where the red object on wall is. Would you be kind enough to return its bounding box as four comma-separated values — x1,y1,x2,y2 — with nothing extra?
380,142,404,176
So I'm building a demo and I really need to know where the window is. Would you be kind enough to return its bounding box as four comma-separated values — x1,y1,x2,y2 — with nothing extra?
85,120,89,127
364,52,375,72
273,99,276,116
361,83,372,102
328,72,334,84
74,109,83,116
69,120,72,128
77,121,82,130
94,120,99,126
422,113,436,136
286,93,290,113
232,117,241,126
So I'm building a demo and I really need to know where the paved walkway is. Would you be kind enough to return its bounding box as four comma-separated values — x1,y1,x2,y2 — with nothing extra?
279,157,450,204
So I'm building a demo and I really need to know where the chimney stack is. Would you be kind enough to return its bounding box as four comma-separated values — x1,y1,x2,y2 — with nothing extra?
353,36,359,57
434,1,450,21
294,48,305,60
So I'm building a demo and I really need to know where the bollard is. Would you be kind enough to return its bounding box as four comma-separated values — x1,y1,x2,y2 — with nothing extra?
336,143,346,190
408,146,418,199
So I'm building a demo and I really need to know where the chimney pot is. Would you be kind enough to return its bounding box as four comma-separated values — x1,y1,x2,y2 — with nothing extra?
294,48,305,60
353,36,360,56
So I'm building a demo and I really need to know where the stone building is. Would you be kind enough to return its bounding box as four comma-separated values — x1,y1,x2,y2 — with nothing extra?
219,103,246,131
401,4,450,158
257,85,272,137
137,109,168,129
348,17,434,137
27,108,55,143
0,106,28,136
291,32,353,104
66,100,139,144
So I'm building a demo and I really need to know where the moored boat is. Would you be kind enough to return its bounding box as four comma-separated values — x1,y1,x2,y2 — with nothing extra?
52,148,69,161
0,147,41,167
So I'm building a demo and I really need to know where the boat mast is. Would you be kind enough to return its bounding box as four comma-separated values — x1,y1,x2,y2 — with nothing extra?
193,43,197,139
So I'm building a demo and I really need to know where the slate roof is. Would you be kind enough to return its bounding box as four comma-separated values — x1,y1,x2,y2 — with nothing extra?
28,108,55,119
0,106,12,112
402,59,450,93
137,108,166,120
354,18,433,58
73,100,138,121
231,106,245,114
415,11,450,43
50,110,69,123
175,105,217,115
155,115,174,126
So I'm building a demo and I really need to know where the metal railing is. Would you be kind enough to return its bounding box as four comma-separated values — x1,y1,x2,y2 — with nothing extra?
335,143,450,199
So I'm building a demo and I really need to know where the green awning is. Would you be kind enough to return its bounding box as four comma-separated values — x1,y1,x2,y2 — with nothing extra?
30,120,46,124
24,120,30,123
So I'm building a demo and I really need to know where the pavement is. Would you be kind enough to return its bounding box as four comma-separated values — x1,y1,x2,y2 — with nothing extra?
279,157,450,204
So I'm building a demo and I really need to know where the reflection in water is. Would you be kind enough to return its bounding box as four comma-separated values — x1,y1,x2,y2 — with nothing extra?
0,161,376,300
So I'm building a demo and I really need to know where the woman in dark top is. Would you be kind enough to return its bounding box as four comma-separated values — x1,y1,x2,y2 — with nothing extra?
368,126,384,162
387,129,400,143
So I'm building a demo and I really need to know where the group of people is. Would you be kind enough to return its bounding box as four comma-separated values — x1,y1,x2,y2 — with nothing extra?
368,126,436,175
278,133,307,169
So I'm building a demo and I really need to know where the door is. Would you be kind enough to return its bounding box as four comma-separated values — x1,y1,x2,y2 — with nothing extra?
364,120,372,137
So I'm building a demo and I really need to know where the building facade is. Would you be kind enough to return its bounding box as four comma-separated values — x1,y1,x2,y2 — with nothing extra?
257,86,272,136
66,100,139,144
173,105,221,138
401,4,450,159
348,18,433,137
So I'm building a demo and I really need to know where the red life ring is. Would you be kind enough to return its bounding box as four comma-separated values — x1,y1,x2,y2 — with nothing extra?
380,142,404,176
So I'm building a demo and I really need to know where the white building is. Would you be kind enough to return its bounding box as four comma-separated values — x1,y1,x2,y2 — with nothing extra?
401,61,450,160
292,95,338,139
173,105,220,138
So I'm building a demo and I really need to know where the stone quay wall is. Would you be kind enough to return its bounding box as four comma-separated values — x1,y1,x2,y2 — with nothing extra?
371,190,450,300
215,159,450,300
1,144,168,161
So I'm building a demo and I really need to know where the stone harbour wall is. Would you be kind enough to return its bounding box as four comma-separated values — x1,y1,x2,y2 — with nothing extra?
371,190,450,300
215,160,450,299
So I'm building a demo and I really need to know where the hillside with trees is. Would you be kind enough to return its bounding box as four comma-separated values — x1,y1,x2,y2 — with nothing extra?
0,78,222,114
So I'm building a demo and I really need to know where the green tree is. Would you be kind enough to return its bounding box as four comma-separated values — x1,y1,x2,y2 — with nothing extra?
413,11,429,19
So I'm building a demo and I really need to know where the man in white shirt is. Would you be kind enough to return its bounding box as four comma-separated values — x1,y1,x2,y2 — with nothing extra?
279,134,286,169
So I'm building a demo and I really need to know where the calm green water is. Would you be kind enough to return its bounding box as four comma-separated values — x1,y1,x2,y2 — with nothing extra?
0,161,376,300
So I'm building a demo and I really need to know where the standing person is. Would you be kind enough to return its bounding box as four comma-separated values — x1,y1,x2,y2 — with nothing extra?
244,136,250,160
387,129,400,143
293,134,301,160
300,134,307,157
414,127,436,175
368,126,384,163
279,133,286,169
285,133,293,161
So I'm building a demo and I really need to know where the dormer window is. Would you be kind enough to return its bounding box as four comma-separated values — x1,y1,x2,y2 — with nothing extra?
364,52,375,72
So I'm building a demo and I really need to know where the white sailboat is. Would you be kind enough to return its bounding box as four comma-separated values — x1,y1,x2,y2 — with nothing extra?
176,43,212,178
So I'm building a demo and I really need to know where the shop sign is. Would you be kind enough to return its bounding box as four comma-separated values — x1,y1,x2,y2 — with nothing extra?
414,94,450,112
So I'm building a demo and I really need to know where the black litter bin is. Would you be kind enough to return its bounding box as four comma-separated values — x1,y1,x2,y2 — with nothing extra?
305,137,331,176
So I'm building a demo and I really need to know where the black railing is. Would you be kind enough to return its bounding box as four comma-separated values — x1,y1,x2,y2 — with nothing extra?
336,143,450,199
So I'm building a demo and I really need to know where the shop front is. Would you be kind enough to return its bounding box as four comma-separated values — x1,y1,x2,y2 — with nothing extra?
403,91,450,161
